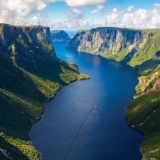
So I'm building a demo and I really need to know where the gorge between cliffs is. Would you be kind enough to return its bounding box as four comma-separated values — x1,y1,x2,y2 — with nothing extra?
30,41,143,160
1,25,160,160
65,27,160,160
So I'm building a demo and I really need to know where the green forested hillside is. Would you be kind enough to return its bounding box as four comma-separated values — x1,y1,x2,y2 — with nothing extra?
0,24,89,160
126,64,160,160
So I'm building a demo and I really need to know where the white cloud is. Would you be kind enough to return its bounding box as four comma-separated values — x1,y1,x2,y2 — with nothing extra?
65,0,106,7
1,0,160,30
127,6,135,12
0,0,103,27
32,13,50,26
72,8,82,14
50,7,106,29
105,8,122,25
68,8,84,20
82,20,88,27
104,4,160,29
91,5,104,14
154,3,160,9
0,0,63,26
50,8,84,28
122,8,160,28
122,13,134,26
51,19,105,29
0,0,50,17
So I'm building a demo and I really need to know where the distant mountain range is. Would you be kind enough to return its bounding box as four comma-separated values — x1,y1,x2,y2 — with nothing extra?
51,30,71,42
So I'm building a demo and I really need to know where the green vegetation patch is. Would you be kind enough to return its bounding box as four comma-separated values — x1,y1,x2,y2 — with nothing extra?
0,24,90,160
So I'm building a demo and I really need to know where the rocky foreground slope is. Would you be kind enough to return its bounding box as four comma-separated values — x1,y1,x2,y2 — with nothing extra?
51,30,70,42
66,27,160,160
0,24,89,160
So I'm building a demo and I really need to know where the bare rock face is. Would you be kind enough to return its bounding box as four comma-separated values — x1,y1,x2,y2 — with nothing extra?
0,24,51,47
66,27,145,54
66,27,157,63
138,67,160,95
155,83,160,91
0,24,56,88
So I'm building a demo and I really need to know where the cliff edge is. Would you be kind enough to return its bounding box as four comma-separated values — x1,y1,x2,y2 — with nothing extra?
0,24,89,160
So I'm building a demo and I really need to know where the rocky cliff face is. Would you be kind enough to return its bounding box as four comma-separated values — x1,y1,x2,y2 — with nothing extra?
0,24,89,160
51,30,70,42
66,27,160,75
0,24,51,47
0,24,57,89
66,27,144,52
138,64,160,95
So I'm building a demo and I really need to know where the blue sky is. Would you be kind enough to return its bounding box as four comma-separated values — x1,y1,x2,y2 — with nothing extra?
0,0,160,31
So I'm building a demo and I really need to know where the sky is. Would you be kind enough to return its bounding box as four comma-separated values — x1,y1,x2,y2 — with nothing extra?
0,0,160,31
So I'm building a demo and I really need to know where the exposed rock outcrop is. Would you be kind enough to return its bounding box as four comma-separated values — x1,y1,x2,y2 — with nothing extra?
66,27,147,53
0,24,51,47
66,27,160,73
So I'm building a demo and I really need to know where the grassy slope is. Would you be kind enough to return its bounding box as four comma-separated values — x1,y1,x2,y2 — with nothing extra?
69,28,160,160
125,64,160,160
0,24,90,160
106,32,160,160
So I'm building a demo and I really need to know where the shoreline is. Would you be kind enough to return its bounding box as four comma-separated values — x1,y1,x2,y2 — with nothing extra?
66,48,145,157
29,76,90,160
30,47,143,160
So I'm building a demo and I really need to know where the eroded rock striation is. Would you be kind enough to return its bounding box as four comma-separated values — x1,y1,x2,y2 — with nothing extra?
66,27,160,75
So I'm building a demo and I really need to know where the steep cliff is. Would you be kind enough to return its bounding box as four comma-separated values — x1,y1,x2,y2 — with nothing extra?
66,27,160,75
51,30,70,42
66,27,160,160
0,24,89,160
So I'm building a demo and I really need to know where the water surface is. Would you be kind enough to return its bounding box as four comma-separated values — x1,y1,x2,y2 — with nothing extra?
30,42,143,160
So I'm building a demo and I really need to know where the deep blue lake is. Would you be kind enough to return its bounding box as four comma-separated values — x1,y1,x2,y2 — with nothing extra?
30,41,143,160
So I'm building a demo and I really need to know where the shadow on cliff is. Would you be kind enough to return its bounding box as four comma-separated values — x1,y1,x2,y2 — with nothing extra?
0,46,80,142
121,49,138,64
0,136,29,160
135,59,160,75
120,51,160,75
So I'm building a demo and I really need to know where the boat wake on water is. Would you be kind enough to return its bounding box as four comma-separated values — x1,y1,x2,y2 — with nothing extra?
65,106,98,160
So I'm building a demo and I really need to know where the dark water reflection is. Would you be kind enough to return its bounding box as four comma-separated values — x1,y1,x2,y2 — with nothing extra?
30,42,143,160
